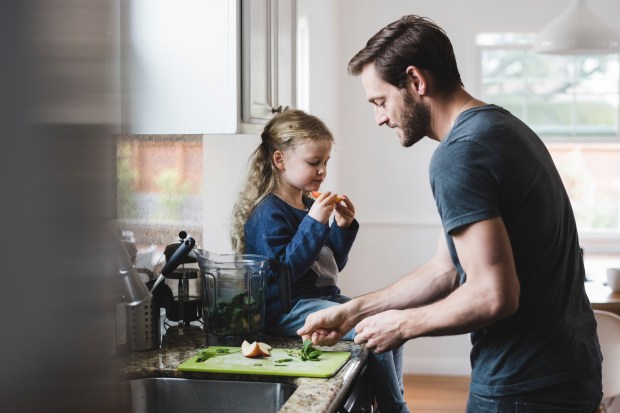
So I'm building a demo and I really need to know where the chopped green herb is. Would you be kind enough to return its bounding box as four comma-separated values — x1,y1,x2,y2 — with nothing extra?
283,341,323,361
274,358,293,363
300,339,322,361
195,347,237,362
253,363,263,366
196,350,216,362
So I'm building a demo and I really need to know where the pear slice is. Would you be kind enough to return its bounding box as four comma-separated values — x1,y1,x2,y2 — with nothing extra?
241,340,271,358
258,342,272,354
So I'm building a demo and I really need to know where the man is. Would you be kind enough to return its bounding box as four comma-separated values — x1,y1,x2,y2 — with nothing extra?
298,15,603,412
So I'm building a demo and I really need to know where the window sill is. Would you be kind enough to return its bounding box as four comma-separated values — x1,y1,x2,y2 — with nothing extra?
579,232,620,255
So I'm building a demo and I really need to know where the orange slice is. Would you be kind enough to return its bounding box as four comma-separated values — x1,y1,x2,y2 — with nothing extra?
311,191,344,204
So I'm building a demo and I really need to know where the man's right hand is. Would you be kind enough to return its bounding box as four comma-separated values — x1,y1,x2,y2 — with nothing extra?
297,303,356,346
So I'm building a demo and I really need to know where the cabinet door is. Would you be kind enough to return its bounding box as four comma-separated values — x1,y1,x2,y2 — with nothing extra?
241,0,296,125
276,0,296,115
123,0,238,134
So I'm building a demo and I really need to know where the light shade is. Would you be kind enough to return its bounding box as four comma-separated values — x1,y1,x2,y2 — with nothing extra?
534,0,619,55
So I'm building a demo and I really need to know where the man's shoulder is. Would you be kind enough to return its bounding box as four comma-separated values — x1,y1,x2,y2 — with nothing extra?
459,105,528,135
440,105,530,155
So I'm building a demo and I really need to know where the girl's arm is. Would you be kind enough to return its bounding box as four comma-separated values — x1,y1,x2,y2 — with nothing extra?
327,195,359,270
328,219,359,270
246,206,330,284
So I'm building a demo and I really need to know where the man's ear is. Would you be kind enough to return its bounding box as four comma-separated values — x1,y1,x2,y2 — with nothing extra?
405,65,427,96
273,150,285,171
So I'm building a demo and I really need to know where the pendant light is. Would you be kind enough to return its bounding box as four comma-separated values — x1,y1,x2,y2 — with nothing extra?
534,0,619,54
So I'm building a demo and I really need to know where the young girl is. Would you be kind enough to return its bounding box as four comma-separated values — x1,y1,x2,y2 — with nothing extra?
231,109,357,337
231,109,409,413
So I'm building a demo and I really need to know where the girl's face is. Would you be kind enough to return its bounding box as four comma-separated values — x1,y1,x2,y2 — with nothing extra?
274,139,332,194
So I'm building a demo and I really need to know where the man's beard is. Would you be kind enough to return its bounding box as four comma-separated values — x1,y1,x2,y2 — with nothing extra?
399,91,430,148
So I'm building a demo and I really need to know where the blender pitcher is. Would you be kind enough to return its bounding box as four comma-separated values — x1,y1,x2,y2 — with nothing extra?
195,250,291,346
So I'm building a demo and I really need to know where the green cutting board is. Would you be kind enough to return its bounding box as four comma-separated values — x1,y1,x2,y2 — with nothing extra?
177,346,351,378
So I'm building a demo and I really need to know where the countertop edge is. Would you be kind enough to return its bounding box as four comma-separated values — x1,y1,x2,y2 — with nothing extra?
118,329,369,413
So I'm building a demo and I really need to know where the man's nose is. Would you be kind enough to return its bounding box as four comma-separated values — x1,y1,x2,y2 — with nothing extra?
374,109,388,126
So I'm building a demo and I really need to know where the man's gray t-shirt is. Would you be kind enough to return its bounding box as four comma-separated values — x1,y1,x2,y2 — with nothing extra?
430,105,601,396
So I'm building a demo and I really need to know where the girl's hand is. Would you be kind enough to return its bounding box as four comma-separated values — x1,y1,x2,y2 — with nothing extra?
334,195,355,227
308,191,338,224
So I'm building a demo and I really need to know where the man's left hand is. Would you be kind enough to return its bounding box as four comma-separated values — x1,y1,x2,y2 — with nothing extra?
354,309,407,353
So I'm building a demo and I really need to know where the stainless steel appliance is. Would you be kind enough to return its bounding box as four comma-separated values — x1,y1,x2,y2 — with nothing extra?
122,298,164,352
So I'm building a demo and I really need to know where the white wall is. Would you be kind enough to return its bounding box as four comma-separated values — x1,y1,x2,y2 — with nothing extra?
204,0,620,376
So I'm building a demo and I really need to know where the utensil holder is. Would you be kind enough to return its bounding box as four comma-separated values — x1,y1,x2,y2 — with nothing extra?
126,298,163,351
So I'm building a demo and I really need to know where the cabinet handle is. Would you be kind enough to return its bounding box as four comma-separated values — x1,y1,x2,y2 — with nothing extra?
271,105,289,114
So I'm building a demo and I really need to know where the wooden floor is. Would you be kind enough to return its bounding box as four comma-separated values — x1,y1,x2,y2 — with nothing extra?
403,375,470,413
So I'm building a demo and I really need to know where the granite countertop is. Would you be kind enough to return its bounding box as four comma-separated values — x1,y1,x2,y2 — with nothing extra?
119,326,368,413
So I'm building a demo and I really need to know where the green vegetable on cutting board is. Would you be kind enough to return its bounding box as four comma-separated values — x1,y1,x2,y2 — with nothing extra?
300,339,323,361
195,347,236,362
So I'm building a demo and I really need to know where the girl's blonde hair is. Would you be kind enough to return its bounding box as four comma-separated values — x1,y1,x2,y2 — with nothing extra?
231,109,334,253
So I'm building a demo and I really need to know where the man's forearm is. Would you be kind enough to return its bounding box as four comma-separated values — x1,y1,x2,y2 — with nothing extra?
348,259,457,322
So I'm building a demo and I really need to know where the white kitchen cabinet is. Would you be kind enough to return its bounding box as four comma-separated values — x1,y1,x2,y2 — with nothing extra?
241,0,296,128
122,0,296,134
122,0,238,134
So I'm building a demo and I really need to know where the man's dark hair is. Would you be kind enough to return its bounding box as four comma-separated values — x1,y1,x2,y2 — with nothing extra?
348,15,463,94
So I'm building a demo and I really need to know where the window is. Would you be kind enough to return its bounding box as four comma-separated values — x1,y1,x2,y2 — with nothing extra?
477,33,620,246
117,135,203,271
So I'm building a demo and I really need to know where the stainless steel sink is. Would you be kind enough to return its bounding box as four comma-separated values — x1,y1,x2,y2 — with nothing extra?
121,377,297,413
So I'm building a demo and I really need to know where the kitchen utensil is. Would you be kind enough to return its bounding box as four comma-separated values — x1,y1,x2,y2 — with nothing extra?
116,276,172,353
195,250,291,346
120,299,165,352
165,267,201,300
164,268,203,325
157,232,204,327
150,236,196,292
177,346,350,378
